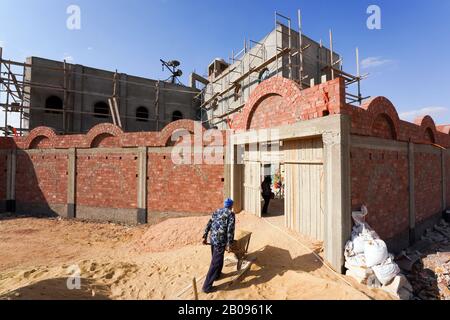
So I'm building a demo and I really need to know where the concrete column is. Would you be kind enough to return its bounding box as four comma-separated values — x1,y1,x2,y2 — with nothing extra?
408,142,416,244
322,115,352,273
73,65,84,133
137,147,148,224
442,149,447,211
6,149,16,212
119,73,128,131
67,148,76,218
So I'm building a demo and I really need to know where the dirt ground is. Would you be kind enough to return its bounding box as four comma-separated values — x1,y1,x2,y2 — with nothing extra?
0,213,393,300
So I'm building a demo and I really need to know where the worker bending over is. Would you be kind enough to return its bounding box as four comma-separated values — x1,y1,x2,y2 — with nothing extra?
202,198,236,294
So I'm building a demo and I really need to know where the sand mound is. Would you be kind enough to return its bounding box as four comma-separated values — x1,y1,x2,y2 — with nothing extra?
134,216,210,253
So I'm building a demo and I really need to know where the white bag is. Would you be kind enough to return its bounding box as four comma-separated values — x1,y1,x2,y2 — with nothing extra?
345,253,367,268
372,257,400,286
364,239,389,268
352,234,366,255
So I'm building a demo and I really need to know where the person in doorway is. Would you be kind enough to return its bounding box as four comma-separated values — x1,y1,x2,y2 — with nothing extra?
202,198,236,294
261,176,273,215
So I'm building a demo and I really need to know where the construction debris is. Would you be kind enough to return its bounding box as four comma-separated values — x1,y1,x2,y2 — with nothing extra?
401,220,450,300
344,207,413,300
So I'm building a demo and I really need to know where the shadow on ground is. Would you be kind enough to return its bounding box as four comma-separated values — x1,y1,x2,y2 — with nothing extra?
0,277,111,300
216,245,322,291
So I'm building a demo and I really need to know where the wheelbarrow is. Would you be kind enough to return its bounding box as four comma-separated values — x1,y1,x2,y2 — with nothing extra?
226,230,253,271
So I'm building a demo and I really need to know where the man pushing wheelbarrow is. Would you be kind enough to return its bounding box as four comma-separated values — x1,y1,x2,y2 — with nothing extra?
201,198,252,294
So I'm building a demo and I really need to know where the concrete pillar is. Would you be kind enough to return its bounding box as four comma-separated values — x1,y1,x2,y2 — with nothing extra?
73,65,84,133
322,115,352,273
408,142,416,244
119,73,128,131
442,149,447,211
6,149,16,212
67,148,76,218
137,147,148,224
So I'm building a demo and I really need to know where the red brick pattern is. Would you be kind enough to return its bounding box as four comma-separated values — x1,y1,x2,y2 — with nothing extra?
446,153,450,206
351,147,410,240
147,152,224,213
16,152,68,205
414,152,443,222
0,153,7,201
76,153,138,209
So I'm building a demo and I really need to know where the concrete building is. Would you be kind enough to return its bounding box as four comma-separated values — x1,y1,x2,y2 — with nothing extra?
200,24,340,129
24,57,200,134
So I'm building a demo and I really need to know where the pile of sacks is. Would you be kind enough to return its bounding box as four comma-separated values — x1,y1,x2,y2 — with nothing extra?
344,206,413,300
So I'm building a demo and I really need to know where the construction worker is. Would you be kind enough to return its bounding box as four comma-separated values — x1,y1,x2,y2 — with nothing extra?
202,198,236,293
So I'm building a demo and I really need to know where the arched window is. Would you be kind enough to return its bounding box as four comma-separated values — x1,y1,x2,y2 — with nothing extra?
94,101,110,119
45,96,63,114
172,110,183,122
136,106,149,122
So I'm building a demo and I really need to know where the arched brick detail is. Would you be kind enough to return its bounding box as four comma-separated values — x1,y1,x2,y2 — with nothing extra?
414,115,437,144
159,120,205,147
86,123,123,148
24,127,57,149
241,77,301,130
362,97,400,140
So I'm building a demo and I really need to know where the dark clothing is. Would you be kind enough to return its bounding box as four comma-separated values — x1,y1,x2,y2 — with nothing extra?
262,195,271,215
202,245,226,293
203,207,236,247
261,180,272,197
261,178,272,215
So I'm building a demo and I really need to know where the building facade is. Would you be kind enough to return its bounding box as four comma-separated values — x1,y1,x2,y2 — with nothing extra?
25,57,200,134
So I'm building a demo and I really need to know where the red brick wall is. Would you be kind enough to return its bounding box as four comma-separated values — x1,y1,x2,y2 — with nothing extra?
16,152,68,205
351,147,409,240
447,153,450,207
0,121,225,219
248,94,289,130
0,153,7,202
414,151,443,223
147,152,224,214
76,153,138,209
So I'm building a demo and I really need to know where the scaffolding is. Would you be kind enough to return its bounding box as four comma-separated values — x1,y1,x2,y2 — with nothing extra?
201,10,369,128
0,49,201,137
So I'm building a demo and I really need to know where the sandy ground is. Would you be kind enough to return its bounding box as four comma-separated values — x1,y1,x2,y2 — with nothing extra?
0,213,393,300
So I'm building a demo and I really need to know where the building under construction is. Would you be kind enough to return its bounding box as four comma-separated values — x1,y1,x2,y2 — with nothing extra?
0,54,201,135
1,12,363,136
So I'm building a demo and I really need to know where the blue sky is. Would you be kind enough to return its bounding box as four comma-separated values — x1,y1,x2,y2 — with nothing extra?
1,0,449,126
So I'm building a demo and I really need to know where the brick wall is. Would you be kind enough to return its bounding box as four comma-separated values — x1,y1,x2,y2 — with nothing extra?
147,152,224,213
15,151,68,206
414,150,443,223
76,152,138,209
447,152,450,206
351,147,409,241
0,121,225,223
0,152,7,204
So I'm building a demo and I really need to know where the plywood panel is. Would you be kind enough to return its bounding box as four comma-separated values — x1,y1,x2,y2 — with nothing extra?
244,159,261,217
285,137,324,241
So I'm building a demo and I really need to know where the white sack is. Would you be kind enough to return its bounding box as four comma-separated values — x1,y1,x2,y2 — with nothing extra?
364,239,389,268
372,258,401,286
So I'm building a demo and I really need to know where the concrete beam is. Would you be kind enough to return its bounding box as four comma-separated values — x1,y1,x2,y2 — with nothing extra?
6,149,16,212
67,148,76,218
137,147,148,224
350,135,408,152
323,115,352,273
408,142,416,244
442,149,447,211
